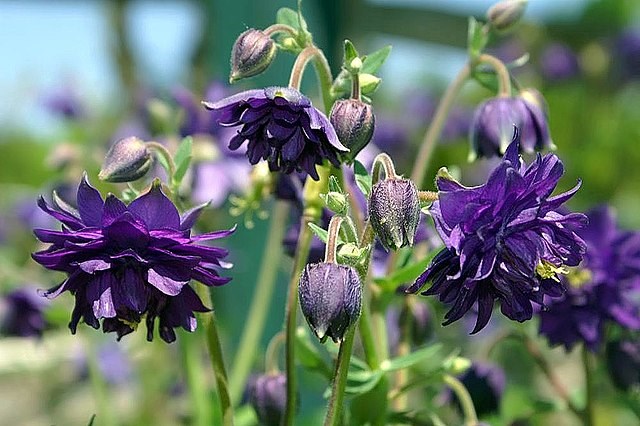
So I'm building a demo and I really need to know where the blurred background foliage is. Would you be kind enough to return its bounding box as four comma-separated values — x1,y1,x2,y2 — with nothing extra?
0,0,639,425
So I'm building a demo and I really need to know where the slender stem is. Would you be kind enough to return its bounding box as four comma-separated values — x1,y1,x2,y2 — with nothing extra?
351,71,361,101
181,330,212,426
85,337,116,426
522,335,583,419
443,374,478,426
410,63,471,186
325,215,344,263
265,332,286,374
289,45,320,90
196,286,234,426
263,23,297,38
311,50,334,113
477,53,512,97
582,347,596,426
323,325,357,426
228,201,290,405
146,141,176,181
371,152,398,183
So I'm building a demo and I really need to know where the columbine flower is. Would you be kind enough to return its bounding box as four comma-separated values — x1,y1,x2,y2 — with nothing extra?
247,373,287,426
0,287,48,338
538,206,640,350
369,178,420,251
203,86,348,180
32,175,234,343
407,138,586,333
539,43,580,82
469,95,553,160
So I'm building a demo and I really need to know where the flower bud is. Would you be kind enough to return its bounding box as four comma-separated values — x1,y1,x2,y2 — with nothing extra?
99,136,152,183
322,191,348,215
487,0,527,32
247,373,287,426
368,178,420,251
330,99,375,162
298,262,361,343
469,94,553,161
230,29,276,83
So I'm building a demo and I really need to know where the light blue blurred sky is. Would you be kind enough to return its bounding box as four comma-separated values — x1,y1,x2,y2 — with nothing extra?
0,0,588,135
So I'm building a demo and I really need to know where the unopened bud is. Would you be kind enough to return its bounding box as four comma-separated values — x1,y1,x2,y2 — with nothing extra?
369,178,420,251
322,191,348,215
299,262,362,343
487,0,527,32
230,29,276,83
247,373,287,426
330,99,375,162
99,137,152,182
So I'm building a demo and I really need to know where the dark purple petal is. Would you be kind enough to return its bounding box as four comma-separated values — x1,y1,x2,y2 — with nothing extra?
77,173,104,227
128,183,180,230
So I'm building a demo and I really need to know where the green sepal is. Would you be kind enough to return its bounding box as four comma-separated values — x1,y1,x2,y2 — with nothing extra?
467,16,489,60
275,6,312,53
353,160,372,197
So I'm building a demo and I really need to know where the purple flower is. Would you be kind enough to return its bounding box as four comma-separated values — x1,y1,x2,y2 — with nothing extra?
31,175,234,343
0,287,48,338
42,85,86,120
203,87,347,180
446,362,505,417
407,139,586,333
247,373,287,426
469,96,553,160
539,207,640,351
614,29,640,81
539,43,580,82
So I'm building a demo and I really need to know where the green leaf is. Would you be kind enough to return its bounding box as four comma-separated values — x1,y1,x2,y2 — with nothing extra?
295,327,333,379
349,378,388,425
344,39,359,63
467,16,488,60
361,45,392,74
373,249,441,293
172,136,192,185
308,222,329,244
155,150,171,176
328,175,343,194
87,414,96,426
353,160,372,197
276,7,300,30
379,344,444,372
345,371,383,395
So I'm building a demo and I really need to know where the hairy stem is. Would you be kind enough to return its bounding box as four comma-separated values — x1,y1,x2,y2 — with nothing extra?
228,201,290,405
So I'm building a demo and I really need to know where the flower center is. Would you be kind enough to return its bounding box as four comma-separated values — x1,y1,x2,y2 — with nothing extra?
535,259,569,282
565,267,593,289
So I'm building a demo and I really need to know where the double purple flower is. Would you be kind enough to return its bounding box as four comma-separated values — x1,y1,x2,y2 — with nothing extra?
539,207,640,350
407,138,586,333
32,175,234,343
204,86,347,180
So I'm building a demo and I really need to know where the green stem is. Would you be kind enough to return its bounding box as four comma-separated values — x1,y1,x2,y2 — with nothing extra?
196,286,234,426
325,215,344,263
85,336,116,426
410,63,471,186
146,141,176,182
371,152,398,183
323,325,358,426
582,347,596,426
443,374,478,426
283,167,327,425
228,201,290,405
311,50,334,113
263,23,297,38
181,330,212,426
265,332,286,374
477,53,512,97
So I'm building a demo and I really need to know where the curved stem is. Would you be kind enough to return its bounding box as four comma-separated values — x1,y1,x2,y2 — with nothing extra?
265,332,286,374
196,286,234,426
443,374,478,426
228,201,290,405
477,53,512,97
263,23,297,38
371,152,398,183
410,64,471,186
146,141,176,181
323,325,357,426
325,215,344,263
311,49,334,113
289,45,321,91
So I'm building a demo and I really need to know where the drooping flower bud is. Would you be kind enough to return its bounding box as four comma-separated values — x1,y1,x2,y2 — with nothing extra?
487,0,528,32
99,136,152,182
468,94,553,161
368,178,420,251
230,29,276,83
298,262,362,343
247,373,287,426
330,98,375,162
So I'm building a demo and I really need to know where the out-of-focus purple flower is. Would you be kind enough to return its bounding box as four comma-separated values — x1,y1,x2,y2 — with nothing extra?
469,96,554,160
371,116,411,159
407,139,586,333
539,207,640,351
406,92,472,143
386,301,432,354
42,86,86,120
204,87,347,180
0,287,48,337
446,362,506,417
32,175,234,343
540,43,580,82
614,29,640,80
172,82,236,140
77,342,133,386
247,373,287,426
606,339,640,391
